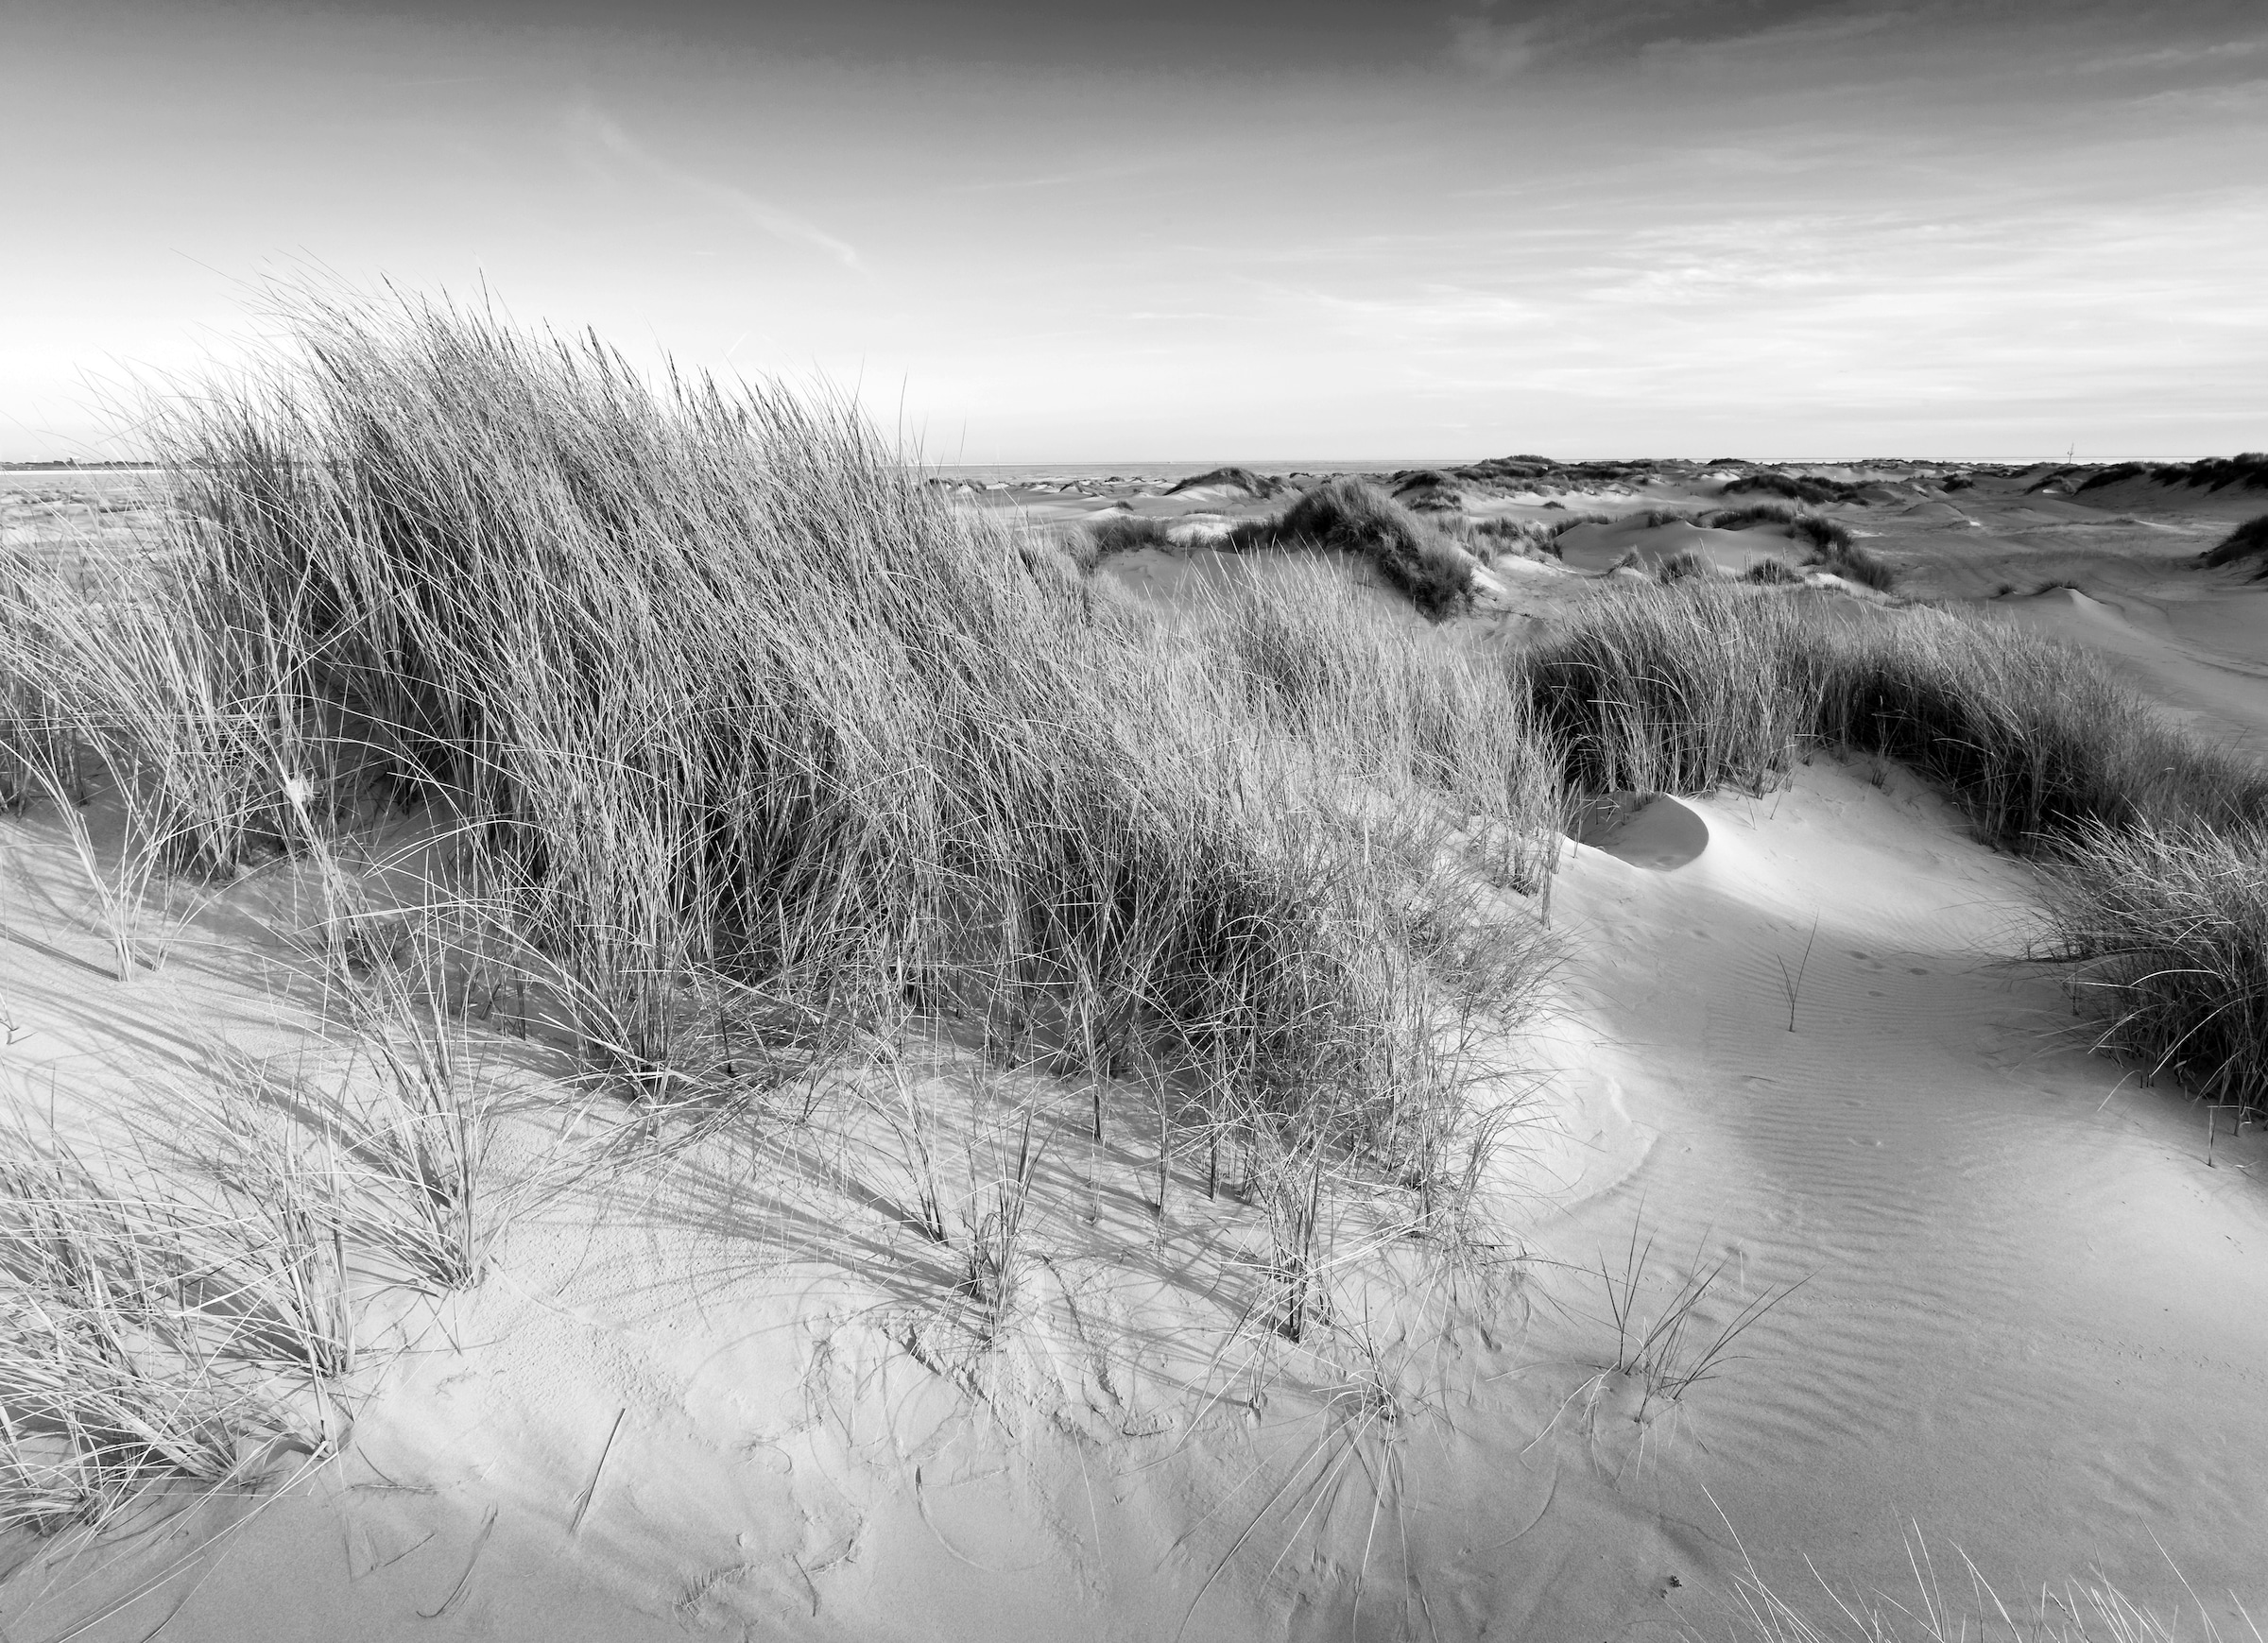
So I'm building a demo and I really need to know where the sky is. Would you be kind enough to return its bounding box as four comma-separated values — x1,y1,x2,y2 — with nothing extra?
5,0,2264,463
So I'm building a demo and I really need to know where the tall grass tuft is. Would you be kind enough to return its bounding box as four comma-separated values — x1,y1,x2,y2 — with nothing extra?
0,1122,339,1533
1522,584,1828,796
2036,821,2268,1113
11,285,1559,1345
1081,514,1179,563
1721,471,1869,506
1520,582,2263,846
1518,580,2268,1111
1701,505,1895,590
1228,477,1476,619
2201,514,2268,575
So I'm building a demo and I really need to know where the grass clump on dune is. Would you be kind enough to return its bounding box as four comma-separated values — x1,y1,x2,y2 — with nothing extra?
1164,464,1282,498
1653,547,1715,584
2080,453,2268,494
1703,503,1897,591
0,284,1560,1513
147,292,1545,1165
1459,517,1563,562
1521,583,1830,796
2036,821,2268,1113
1229,477,1477,619
1520,579,2268,1112
1390,470,1466,513
1078,513,1178,564
2200,514,2268,575
0,1123,346,1533
1522,581,2261,847
1721,471,1869,506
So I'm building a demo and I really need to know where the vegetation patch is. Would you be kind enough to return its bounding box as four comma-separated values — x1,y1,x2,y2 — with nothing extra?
1164,465,1284,499
1078,513,1178,564
2079,454,2268,494
1519,581,2268,1114
2199,514,2268,575
1721,471,1870,506
0,291,1561,1525
1228,476,1477,619
1699,504,1896,591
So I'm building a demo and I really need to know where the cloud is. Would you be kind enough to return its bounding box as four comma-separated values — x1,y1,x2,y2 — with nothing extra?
566,109,863,271
1638,7,1908,66
938,160,1164,196
2128,75,2268,111
1450,11,1545,77
2075,36,2266,75
1452,2,1915,79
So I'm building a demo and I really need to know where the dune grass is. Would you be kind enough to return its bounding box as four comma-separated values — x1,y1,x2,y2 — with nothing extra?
1703,1532,2259,1642
1519,580,2268,1113
1521,583,1829,796
1164,465,1281,498
2200,514,2268,575
1701,504,1897,590
2080,453,2268,495
1459,517,1563,561
1521,581,2263,846
2034,821,2268,1113
1078,513,1177,564
6,283,2266,1551
1390,470,1467,513
1655,547,1716,584
1228,477,1477,618
0,288,1564,1529
1721,471,1870,506
0,1121,342,1533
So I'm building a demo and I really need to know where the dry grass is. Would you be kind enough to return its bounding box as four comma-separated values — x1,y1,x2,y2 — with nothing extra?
1721,471,1870,507
0,1120,341,1534
1080,513,1178,563
1228,477,1477,619
2034,820,2268,1114
2200,515,2268,575
0,286,1562,1522
1699,1527,2259,1642
1518,580,2268,1117
5,283,2262,1569
1520,582,2261,846
1702,505,1896,590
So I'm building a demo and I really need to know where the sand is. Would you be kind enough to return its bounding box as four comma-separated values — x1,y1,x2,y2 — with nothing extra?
4,461,2268,1638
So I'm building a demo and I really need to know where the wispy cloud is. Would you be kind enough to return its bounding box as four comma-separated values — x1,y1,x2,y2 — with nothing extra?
938,160,1164,196
566,108,863,271
2074,36,2267,75
1449,9,1546,78
2129,76,2268,111
1638,8,1908,68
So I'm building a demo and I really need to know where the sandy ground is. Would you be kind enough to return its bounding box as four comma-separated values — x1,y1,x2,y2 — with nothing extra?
4,463,2267,1638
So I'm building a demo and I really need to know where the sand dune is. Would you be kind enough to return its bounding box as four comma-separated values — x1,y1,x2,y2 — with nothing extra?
6,439,2268,1640
1992,585,2268,752
1525,760,2268,1623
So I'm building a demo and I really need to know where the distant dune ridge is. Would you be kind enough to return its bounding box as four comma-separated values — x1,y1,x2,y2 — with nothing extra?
2079,452,2268,494
1161,464,1284,499
1720,470,1872,506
